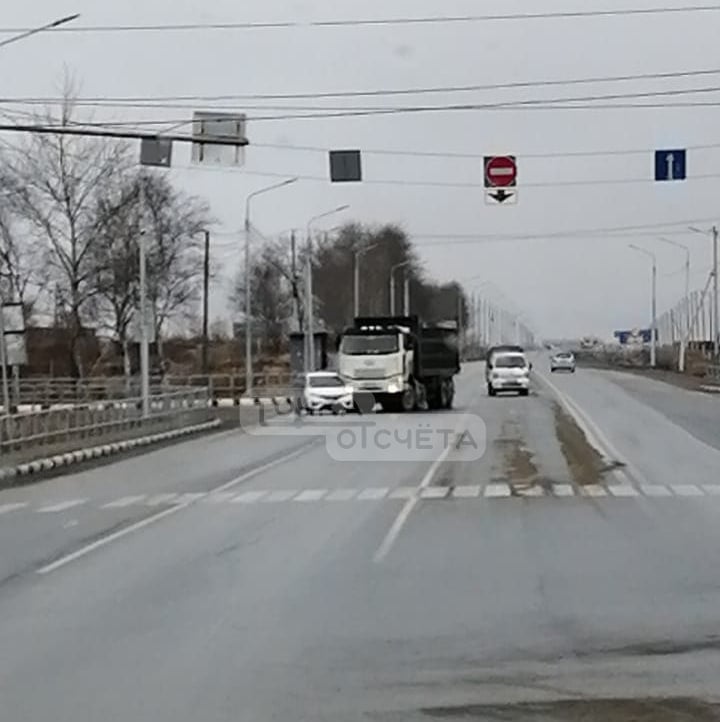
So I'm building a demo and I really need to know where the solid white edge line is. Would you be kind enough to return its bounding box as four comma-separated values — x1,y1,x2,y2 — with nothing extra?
534,369,647,487
37,440,317,576
37,504,185,575
373,420,466,564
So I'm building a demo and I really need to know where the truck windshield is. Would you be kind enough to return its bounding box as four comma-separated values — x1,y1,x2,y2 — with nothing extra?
495,355,528,368
340,335,399,355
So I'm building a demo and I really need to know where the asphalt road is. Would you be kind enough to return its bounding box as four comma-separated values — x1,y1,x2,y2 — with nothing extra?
2,361,720,721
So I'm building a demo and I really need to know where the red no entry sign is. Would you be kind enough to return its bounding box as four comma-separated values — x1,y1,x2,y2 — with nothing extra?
484,155,517,188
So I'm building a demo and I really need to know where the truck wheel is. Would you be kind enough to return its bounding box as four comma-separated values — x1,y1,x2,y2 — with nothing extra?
401,388,416,412
487,384,496,397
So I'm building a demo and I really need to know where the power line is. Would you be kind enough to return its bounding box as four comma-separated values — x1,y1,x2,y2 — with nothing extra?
174,162,720,190
2,6,720,34
5,85,720,127
0,121,247,145
5,66,720,103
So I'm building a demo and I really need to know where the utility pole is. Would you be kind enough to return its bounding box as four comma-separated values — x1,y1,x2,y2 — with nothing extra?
403,273,410,315
714,225,719,357
0,302,10,413
291,231,300,330
201,230,210,375
139,229,150,418
306,234,314,372
389,272,396,315
353,251,360,319
651,255,658,368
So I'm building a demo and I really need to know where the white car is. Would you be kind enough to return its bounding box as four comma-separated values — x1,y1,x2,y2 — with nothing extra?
550,351,576,373
487,352,531,397
303,372,355,415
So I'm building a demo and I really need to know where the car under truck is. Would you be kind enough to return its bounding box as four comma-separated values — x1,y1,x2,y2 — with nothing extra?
338,316,460,412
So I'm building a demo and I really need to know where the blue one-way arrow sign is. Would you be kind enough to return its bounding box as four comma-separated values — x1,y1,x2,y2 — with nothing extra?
655,149,686,181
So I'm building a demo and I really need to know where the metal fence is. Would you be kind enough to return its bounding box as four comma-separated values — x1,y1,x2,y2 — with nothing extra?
12,372,294,408
0,388,213,459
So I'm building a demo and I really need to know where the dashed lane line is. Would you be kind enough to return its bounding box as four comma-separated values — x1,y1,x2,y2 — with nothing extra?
37,499,88,513
484,483,512,498
357,488,390,501
294,489,328,502
0,502,28,515
452,485,482,498
671,484,704,497
641,484,673,497
101,495,148,509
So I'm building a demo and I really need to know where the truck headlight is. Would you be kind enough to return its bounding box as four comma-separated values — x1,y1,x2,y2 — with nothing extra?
387,383,400,394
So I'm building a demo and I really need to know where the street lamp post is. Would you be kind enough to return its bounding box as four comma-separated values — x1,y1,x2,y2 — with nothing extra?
306,205,350,372
658,237,691,370
389,261,412,315
0,14,80,51
244,178,298,396
629,244,658,368
689,226,720,357
354,242,380,317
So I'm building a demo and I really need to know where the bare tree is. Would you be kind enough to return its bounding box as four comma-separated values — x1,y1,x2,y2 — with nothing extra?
0,92,133,375
90,176,142,377
0,202,47,316
140,172,209,361
233,240,294,354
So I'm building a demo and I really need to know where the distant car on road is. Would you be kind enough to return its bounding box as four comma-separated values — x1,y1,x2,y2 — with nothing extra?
487,352,531,397
485,345,525,384
550,351,576,373
303,372,355,415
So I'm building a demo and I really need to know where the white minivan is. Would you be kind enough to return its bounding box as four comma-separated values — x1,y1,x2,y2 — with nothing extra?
487,352,531,397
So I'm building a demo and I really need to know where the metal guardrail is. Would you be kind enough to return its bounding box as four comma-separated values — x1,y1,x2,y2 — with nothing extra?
0,388,213,458
13,373,294,407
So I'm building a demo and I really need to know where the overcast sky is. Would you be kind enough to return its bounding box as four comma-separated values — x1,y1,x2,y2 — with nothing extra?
3,0,720,338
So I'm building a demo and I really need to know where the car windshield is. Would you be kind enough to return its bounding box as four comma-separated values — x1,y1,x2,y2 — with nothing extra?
495,355,528,368
308,376,344,388
556,352,573,359
340,335,399,355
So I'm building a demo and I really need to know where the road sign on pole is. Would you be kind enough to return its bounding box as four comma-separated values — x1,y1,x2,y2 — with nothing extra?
654,149,686,181
484,155,517,188
140,138,173,168
329,150,362,182
192,112,247,166
485,188,518,205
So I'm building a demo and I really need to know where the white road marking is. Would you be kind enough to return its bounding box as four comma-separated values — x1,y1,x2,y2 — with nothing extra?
389,487,417,499
101,495,147,509
581,485,608,497
452,485,482,498
702,485,720,496
0,502,28,515
640,485,673,497
484,483,512,498
294,489,327,502
326,489,359,502
357,488,389,501
374,423,464,563
535,371,643,486
261,489,298,503
232,490,268,504
514,484,544,497
145,493,179,506
671,484,704,497
608,486,639,497
420,487,450,499
37,441,319,576
175,492,207,504
38,499,87,513
37,505,184,575
552,484,575,497
203,492,238,504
